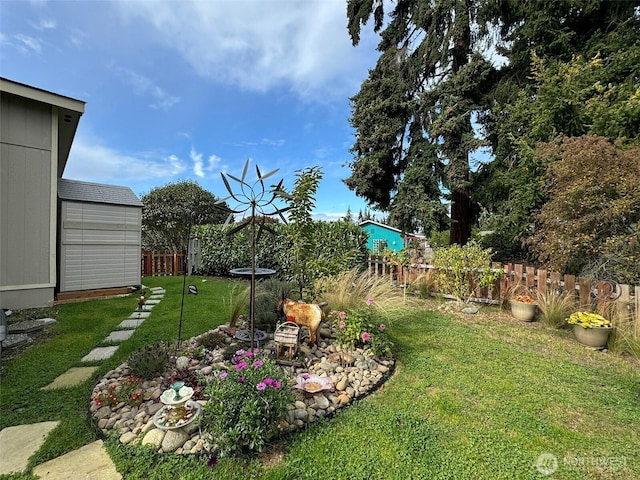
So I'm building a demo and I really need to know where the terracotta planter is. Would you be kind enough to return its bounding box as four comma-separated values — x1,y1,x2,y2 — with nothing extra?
509,300,537,322
573,325,611,348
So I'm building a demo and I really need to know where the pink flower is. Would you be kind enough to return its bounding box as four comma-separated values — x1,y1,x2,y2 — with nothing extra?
262,377,273,385
366,297,375,306
235,361,248,371
245,351,253,358
256,382,267,391
237,376,245,383
272,380,282,389
219,371,228,379
379,324,386,331
252,360,264,367
338,311,346,319
361,331,371,342
330,310,337,317
235,349,245,356
339,320,346,329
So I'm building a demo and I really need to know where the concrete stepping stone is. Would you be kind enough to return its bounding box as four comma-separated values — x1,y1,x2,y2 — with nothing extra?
0,421,59,475
149,294,164,300
118,319,145,328
2,333,32,350
42,367,99,390
128,311,151,319
144,299,161,305
33,439,122,480
8,318,56,334
103,330,135,342
81,346,119,362
149,287,165,293
141,304,155,311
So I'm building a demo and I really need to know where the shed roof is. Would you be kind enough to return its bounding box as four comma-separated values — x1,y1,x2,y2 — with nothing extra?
58,178,143,207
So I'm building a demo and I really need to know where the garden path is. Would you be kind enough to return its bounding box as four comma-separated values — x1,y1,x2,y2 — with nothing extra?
0,286,165,478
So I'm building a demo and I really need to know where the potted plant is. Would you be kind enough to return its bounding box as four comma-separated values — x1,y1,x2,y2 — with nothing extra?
509,291,538,322
567,311,612,348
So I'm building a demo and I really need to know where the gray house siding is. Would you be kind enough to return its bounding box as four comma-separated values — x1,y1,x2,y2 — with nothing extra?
58,181,142,293
0,92,58,308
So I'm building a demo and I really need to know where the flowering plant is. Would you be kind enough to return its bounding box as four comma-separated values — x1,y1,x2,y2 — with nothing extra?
329,298,393,357
567,311,612,329
293,374,333,393
511,294,536,304
92,376,144,408
201,349,291,457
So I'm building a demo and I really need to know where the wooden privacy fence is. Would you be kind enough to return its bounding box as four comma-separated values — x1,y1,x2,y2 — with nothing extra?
369,259,639,323
141,250,186,276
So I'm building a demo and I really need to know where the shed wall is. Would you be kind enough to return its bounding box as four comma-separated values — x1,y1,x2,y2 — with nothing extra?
59,201,141,292
0,93,56,308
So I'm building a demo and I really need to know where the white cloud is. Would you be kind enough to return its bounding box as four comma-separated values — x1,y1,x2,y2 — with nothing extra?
110,65,180,110
30,18,56,30
190,148,222,178
14,34,42,53
64,133,186,182
113,0,377,101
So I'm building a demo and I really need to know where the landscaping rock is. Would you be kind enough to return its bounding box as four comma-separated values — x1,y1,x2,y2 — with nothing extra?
90,324,395,455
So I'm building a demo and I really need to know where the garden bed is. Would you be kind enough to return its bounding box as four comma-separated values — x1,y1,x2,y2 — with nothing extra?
90,321,395,455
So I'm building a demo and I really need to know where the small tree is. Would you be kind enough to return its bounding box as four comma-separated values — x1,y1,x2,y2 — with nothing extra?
528,136,640,282
285,167,323,300
432,241,503,303
141,180,230,252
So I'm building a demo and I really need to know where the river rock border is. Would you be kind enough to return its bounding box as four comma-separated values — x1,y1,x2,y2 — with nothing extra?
89,322,395,455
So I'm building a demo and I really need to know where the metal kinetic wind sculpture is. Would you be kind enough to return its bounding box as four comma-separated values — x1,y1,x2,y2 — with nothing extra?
216,159,291,350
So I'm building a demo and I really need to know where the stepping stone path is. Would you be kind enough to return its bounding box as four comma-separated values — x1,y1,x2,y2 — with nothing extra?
0,286,165,478
0,421,59,476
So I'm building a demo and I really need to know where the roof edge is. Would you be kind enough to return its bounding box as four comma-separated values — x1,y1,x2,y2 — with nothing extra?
0,77,85,113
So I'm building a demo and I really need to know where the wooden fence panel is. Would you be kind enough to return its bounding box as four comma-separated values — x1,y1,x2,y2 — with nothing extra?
367,259,638,329
141,251,186,276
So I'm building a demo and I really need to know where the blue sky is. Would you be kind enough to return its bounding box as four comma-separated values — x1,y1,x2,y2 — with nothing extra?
1,0,382,220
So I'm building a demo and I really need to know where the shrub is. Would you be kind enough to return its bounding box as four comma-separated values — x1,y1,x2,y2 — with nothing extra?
197,331,227,350
92,376,144,408
535,289,575,328
330,298,393,358
201,349,291,457
127,342,170,380
432,241,503,303
409,271,438,299
315,268,414,314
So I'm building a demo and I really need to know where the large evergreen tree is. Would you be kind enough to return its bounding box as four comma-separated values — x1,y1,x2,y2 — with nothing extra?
345,0,494,244
473,0,639,260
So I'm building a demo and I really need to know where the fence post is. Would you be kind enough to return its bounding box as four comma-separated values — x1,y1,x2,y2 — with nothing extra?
537,269,547,295
578,277,591,309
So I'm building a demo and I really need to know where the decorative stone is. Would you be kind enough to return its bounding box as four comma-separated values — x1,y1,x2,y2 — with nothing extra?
313,394,330,410
142,428,165,448
176,356,190,369
162,430,189,453
120,432,137,444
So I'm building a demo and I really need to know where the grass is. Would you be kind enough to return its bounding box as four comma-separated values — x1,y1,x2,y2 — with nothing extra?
1,278,639,479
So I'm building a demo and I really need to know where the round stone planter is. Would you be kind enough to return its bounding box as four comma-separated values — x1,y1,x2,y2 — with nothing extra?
572,325,612,348
509,300,537,322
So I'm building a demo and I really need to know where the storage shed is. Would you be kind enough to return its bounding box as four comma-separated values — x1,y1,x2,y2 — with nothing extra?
57,179,143,295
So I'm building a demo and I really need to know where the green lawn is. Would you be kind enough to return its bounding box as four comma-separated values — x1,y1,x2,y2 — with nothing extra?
1,276,639,479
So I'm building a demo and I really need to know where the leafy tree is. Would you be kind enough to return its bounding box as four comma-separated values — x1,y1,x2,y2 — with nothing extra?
346,0,495,244
528,136,640,283
284,167,323,300
141,180,229,252
474,2,639,260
